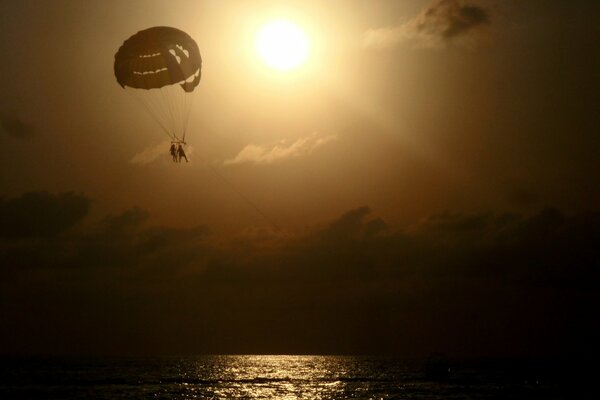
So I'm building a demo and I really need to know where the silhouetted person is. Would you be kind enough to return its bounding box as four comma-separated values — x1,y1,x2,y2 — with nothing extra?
169,143,177,162
177,144,188,162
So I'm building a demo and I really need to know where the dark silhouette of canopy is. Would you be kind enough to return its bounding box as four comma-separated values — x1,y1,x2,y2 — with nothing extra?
114,26,201,92
114,26,202,143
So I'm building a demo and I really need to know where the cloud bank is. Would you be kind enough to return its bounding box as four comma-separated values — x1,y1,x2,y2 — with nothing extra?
364,0,490,49
0,191,598,357
224,133,336,166
0,191,90,239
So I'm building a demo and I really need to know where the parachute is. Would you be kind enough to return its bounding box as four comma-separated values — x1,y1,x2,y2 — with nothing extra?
114,26,202,144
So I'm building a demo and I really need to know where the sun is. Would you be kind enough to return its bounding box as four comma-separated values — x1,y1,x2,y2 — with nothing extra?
255,20,310,71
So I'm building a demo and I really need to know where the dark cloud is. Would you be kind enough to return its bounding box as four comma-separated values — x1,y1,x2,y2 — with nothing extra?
364,0,490,49
0,203,210,274
1,115,35,138
423,210,492,233
321,206,388,242
0,195,598,357
101,207,150,234
418,0,489,39
0,191,90,239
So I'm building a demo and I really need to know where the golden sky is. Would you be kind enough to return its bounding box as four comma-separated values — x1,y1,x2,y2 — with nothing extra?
0,0,598,356
1,0,598,232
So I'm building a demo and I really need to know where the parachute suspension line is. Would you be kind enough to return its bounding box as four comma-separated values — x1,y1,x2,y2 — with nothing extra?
207,162,281,232
170,88,181,141
159,86,178,141
156,83,195,144
127,84,193,144
174,85,186,142
142,88,167,136
145,89,172,140
180,89,187,143
115,26,201,143
147,89,171,137
182,91,194,143
127,89,171,137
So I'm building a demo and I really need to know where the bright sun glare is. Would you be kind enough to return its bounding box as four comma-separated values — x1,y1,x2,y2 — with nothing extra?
255,20,310,71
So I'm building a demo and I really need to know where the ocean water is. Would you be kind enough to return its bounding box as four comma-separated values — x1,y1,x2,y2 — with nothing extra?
0,355,593,399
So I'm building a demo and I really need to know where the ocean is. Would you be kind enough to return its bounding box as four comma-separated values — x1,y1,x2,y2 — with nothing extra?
0,355,593,399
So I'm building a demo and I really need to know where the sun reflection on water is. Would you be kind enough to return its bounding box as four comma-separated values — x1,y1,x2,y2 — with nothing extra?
192,355,347,399
159,355,402,399
2,355,559,399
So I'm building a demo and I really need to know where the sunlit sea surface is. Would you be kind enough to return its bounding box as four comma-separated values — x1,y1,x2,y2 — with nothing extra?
0,355,593,399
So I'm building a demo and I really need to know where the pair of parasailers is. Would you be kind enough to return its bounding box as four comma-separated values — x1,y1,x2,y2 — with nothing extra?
169,143,188,163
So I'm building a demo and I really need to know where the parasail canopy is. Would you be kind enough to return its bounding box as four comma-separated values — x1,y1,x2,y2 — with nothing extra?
114,26,202,143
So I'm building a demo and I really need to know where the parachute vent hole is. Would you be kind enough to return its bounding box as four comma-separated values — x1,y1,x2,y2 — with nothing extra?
169,49,182,64
176,44,189,58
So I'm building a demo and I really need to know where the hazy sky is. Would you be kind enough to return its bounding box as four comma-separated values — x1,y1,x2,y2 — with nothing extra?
0,0,598,357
